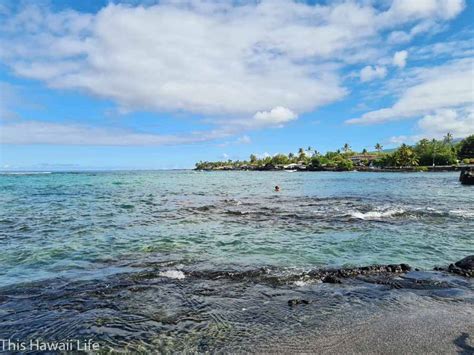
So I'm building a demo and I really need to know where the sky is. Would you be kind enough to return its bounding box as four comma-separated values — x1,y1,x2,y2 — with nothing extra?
0,0,473,170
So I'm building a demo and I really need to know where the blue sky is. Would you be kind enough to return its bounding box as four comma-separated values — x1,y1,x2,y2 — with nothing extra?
0,0,473,170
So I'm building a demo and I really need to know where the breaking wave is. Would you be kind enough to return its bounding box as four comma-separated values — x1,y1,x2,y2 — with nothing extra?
158,270,186,279
349,208,406,220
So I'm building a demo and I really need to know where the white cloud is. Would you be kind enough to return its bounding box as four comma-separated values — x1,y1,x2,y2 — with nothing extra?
0,1,466,121
0,120,227,145
0,1,469,146
384,0,465,21
387,21,443,44
388,107,474,144
360,65,387,82
388,31,411,44
417,108,474,138
253,107,297,126
393,50,408,68
347,58,474,125
410,38,474,60
1,2,354,119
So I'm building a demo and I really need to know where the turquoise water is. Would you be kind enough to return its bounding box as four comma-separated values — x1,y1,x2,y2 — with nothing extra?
0,171,473,352
0,170,472,287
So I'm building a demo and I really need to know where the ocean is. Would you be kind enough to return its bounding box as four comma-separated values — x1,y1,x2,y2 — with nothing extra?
0,170,473,352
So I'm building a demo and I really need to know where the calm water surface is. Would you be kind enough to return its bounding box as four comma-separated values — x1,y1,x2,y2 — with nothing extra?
0,171,472,352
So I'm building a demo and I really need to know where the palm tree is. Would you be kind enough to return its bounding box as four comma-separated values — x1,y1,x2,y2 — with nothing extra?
362,148,368,155
395,144,419,167
444,132,453,144
297,147,306,160
249,154,257,164
375,143,383,153
342,143,351,153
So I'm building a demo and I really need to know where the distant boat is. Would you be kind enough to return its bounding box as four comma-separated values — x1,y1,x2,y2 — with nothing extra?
459,167,474,185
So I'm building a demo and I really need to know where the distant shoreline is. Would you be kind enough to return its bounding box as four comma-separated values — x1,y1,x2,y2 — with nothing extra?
196,165,472,173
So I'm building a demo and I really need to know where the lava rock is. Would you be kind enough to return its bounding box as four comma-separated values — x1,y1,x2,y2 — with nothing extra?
322,275,342,284
436,255,473,277
455,255,474,271
400,264,411,272
459,168,474,185
288,299,310,307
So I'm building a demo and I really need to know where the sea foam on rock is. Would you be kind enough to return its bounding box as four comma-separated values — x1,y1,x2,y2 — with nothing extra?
159,270,186,279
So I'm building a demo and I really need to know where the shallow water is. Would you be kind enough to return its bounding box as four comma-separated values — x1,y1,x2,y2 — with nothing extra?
0,171,473,352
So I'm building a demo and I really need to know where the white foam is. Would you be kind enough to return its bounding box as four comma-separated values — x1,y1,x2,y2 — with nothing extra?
294,280,308,287
350,208,404,220
159,270,185,279
449,209,474,218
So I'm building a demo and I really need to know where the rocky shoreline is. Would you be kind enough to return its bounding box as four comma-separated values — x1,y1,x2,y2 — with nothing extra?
184,256,473,287
435,255,474,277
1,255,471,353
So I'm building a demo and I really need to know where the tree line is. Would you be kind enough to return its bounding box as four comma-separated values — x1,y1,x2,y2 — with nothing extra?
195,134,474,170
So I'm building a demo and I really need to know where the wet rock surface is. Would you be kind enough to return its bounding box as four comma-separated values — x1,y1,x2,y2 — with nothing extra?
287,299,310,307
0,261,471,353
187,263,412,286
434,255,473,277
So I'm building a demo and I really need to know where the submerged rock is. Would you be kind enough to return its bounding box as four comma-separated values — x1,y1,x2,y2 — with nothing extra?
288,299,310,307
187,263,412,287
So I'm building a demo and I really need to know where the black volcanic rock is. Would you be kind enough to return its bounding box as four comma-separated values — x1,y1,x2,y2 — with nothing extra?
455,255,474,270
322,275,342,284
435,255,473,277
288,299,310,307
459,167,474,185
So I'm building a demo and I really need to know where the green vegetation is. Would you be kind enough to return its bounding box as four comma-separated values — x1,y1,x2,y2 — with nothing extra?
458,135,474,160
195,134,474,170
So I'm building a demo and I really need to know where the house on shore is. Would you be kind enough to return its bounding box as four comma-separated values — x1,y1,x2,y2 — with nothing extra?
349,154,379,166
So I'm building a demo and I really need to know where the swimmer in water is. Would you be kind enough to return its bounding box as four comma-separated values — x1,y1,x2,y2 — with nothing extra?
274,185,280,192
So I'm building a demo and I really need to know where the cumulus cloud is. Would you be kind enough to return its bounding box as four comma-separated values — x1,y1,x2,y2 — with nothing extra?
393,50,408,68
417,108,474,138
347,58,473,125
383,0,465,21
0,2,466,115
360,65,387,82
1,2,353,119
388,107,474,144
0,0,468,145
253,107,297,126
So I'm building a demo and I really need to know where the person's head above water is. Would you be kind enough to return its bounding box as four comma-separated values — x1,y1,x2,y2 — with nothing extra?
274,185,280,192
